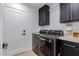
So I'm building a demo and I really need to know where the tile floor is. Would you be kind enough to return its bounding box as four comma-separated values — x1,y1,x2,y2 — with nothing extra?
16,50,37,56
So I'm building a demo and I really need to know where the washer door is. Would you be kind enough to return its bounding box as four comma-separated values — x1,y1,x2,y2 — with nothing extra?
39,37,54,56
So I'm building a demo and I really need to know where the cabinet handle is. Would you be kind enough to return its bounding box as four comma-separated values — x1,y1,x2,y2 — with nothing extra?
40,38,46,41
64,44,75,48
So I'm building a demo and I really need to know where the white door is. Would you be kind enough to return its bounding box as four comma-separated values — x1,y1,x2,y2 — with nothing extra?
0,5,2,56
0,15,2,56
2,6,28,56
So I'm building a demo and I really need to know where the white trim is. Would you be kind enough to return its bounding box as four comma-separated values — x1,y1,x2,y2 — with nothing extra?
2,5,30,56
7,9,24,14
0,4,4,56
3,48,31,56
4,5,26,13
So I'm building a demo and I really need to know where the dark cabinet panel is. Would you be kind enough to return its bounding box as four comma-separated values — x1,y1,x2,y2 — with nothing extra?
32,33,40,55
60,3,71,23
72,3,79,21
39,37,54,56
60,3,79,23
39,5,50,26
60,40,79,56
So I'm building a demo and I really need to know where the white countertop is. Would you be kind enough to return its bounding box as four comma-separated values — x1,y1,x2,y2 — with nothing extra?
59,35,79,43
33,33,79,43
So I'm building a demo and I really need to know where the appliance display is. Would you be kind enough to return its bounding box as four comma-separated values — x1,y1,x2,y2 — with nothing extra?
60,40,79,56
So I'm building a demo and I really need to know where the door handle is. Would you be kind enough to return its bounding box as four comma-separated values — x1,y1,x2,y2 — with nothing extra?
64,44,75,48
40,38,46,41
47,40,52,43
22,33,26,36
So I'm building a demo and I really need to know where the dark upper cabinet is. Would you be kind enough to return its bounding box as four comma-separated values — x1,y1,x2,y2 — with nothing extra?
60,3,71,23
71,3,79,21
39,5,50,26
60,3,79,23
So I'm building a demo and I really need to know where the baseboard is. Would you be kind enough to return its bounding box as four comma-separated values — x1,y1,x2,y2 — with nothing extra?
3,48,31,56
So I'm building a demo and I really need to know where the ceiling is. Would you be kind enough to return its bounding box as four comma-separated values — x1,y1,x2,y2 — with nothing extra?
22,3,54,9
23,3,46,9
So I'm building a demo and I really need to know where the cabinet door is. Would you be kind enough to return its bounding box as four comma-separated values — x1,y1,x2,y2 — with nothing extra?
32,34,40,55
39,8,45,26
39,5,49,26
60,40,79,56
2,6,28,56
71,3,79,21
45,6,50,25
60,3,70,23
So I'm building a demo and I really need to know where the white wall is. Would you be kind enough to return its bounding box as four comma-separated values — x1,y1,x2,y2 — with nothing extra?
2,3,39,55
0,4,2,56
39,3,79,35
21,4,39,50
